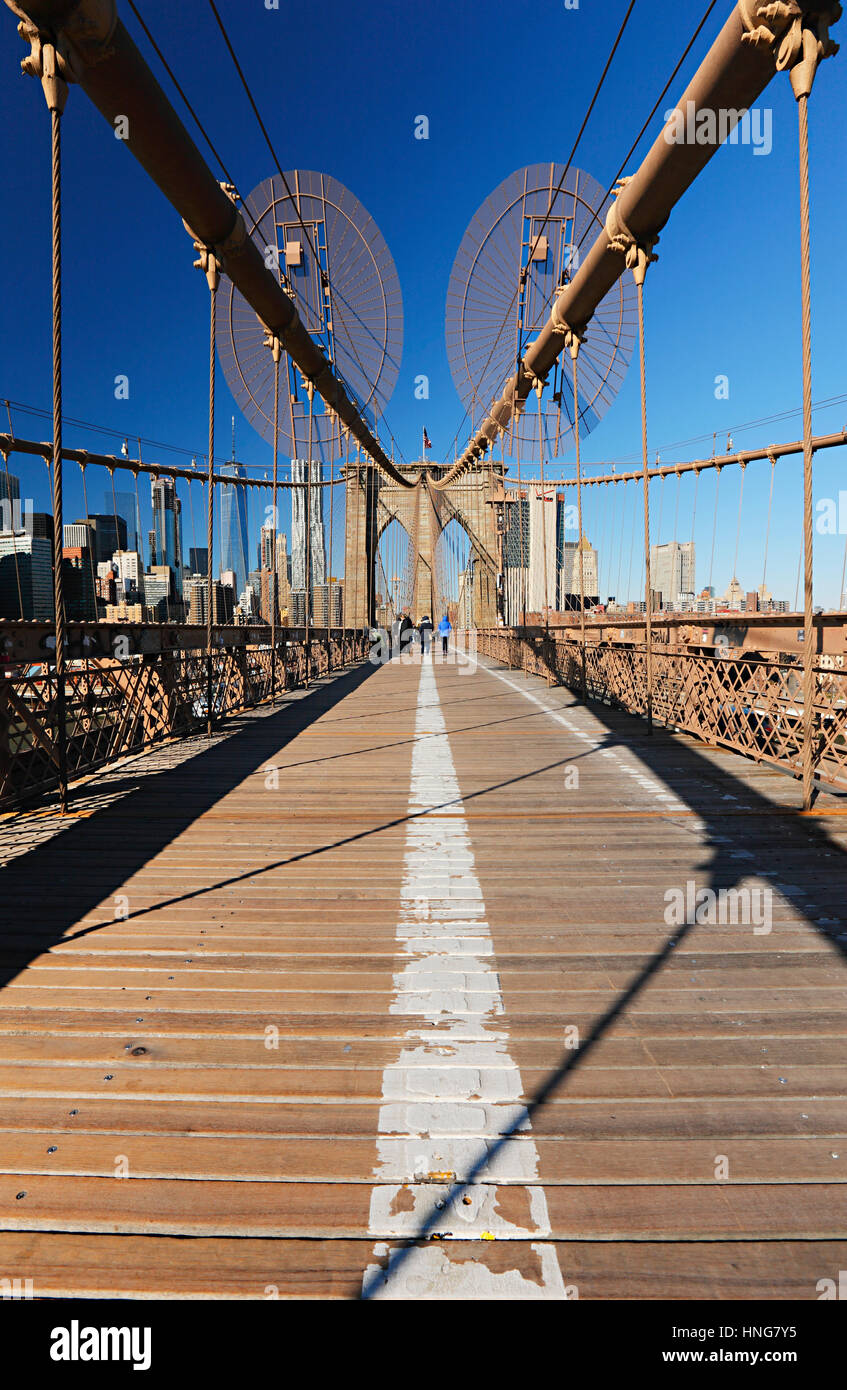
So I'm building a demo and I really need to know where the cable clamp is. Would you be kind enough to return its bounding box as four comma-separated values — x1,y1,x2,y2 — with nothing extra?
549,316,588,361
605,189,659,285
740,0,802,50
183,219,222,293
262,328,283,365
18,22,79,113
785,6,840,98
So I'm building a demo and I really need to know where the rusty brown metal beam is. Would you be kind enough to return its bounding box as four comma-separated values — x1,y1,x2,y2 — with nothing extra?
509,428,847,488
0,619,360,665
443,1,841,484
0,434,343,489
4,0,414,489
482,612,847,656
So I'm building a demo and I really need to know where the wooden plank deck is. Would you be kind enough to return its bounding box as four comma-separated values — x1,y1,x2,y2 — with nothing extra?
0,650,845,1299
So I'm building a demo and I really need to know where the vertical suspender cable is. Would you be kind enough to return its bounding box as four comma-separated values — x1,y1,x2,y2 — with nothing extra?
28,42,73,813
797,89,816,809
304,383,314,685
635,267,654,733
206,278,216,738
787,27,836,806
708,468,721,596
2,448,24,619
515,405,526,635
732,463,746,584
271,342,280,703
570,341,587,700
51,99,69,809
762,455,775,595
537,387,550,631
329,451,335,640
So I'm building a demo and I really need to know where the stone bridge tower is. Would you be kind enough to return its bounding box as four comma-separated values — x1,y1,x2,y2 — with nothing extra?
344,460,504,629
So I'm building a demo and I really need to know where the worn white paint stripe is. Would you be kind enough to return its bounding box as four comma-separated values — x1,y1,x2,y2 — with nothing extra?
363,654,566,1300
477,658,696,818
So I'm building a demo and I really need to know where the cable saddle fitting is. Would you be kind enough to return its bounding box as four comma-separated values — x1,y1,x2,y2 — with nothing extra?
740,1,840,95
605,190,659,288
262,329,282,368
18,22,78,113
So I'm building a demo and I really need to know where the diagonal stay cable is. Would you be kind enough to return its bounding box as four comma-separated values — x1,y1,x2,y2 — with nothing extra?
442,0,639,466
126,0,265,241
207,0,406,467
448,0,719,468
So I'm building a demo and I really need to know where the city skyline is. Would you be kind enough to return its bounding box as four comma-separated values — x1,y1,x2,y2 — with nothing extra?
0,458,801,622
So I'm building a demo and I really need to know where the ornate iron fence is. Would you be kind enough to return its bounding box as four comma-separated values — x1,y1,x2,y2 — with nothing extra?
0,631,368,810
470,628,847,795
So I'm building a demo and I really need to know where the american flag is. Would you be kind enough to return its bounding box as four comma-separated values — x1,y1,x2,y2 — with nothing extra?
423,428,433,450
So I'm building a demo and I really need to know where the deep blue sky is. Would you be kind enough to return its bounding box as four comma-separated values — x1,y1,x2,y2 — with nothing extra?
1,0,845,603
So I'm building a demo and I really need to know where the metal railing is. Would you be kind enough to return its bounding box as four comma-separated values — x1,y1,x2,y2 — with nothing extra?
469,628,847,796
0,630,368,810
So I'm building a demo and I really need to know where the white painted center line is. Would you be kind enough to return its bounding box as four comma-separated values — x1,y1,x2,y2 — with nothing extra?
478,659,693,818
362,654,566,1300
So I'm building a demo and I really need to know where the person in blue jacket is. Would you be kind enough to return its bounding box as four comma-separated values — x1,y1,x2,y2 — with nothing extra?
437,613,452,656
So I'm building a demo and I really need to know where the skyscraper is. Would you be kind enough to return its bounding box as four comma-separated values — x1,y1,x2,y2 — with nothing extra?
560,537,599,608
74,515,127,568
188,547,209,576
276,533,291,620
0,532,53,619
104,489,141,555
527,487,558,614
0,468,21,533
650,541,695,606
62,547,97,620
503,491,530,568
150,479,182,585
259,524,275,571
290,459,326,597
220,463,249,602
503,491,530,624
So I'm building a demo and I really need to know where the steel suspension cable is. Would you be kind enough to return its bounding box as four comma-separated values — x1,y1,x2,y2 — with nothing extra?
708,468,721,595
515,417,526,632
49,89,68,811
206,277,217,738
271,342,280,703
441,0,641,465
446,0,722,473
206,0,405,471
635,271,654,731
689,467,700,580
797,87,816,809
571,347,587,699
1,446,24,619
762,455,775,595
304,383,314,683
537,387,550,630
329,454,335,638
732,463,746,583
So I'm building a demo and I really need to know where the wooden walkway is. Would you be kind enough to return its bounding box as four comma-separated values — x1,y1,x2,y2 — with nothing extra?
0,649,846,1298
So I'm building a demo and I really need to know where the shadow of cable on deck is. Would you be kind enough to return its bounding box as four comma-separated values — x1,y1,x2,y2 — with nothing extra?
360,667,847,1299
0,660,379,989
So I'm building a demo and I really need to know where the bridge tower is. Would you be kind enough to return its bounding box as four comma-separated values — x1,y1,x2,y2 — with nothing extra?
344,460,504,629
